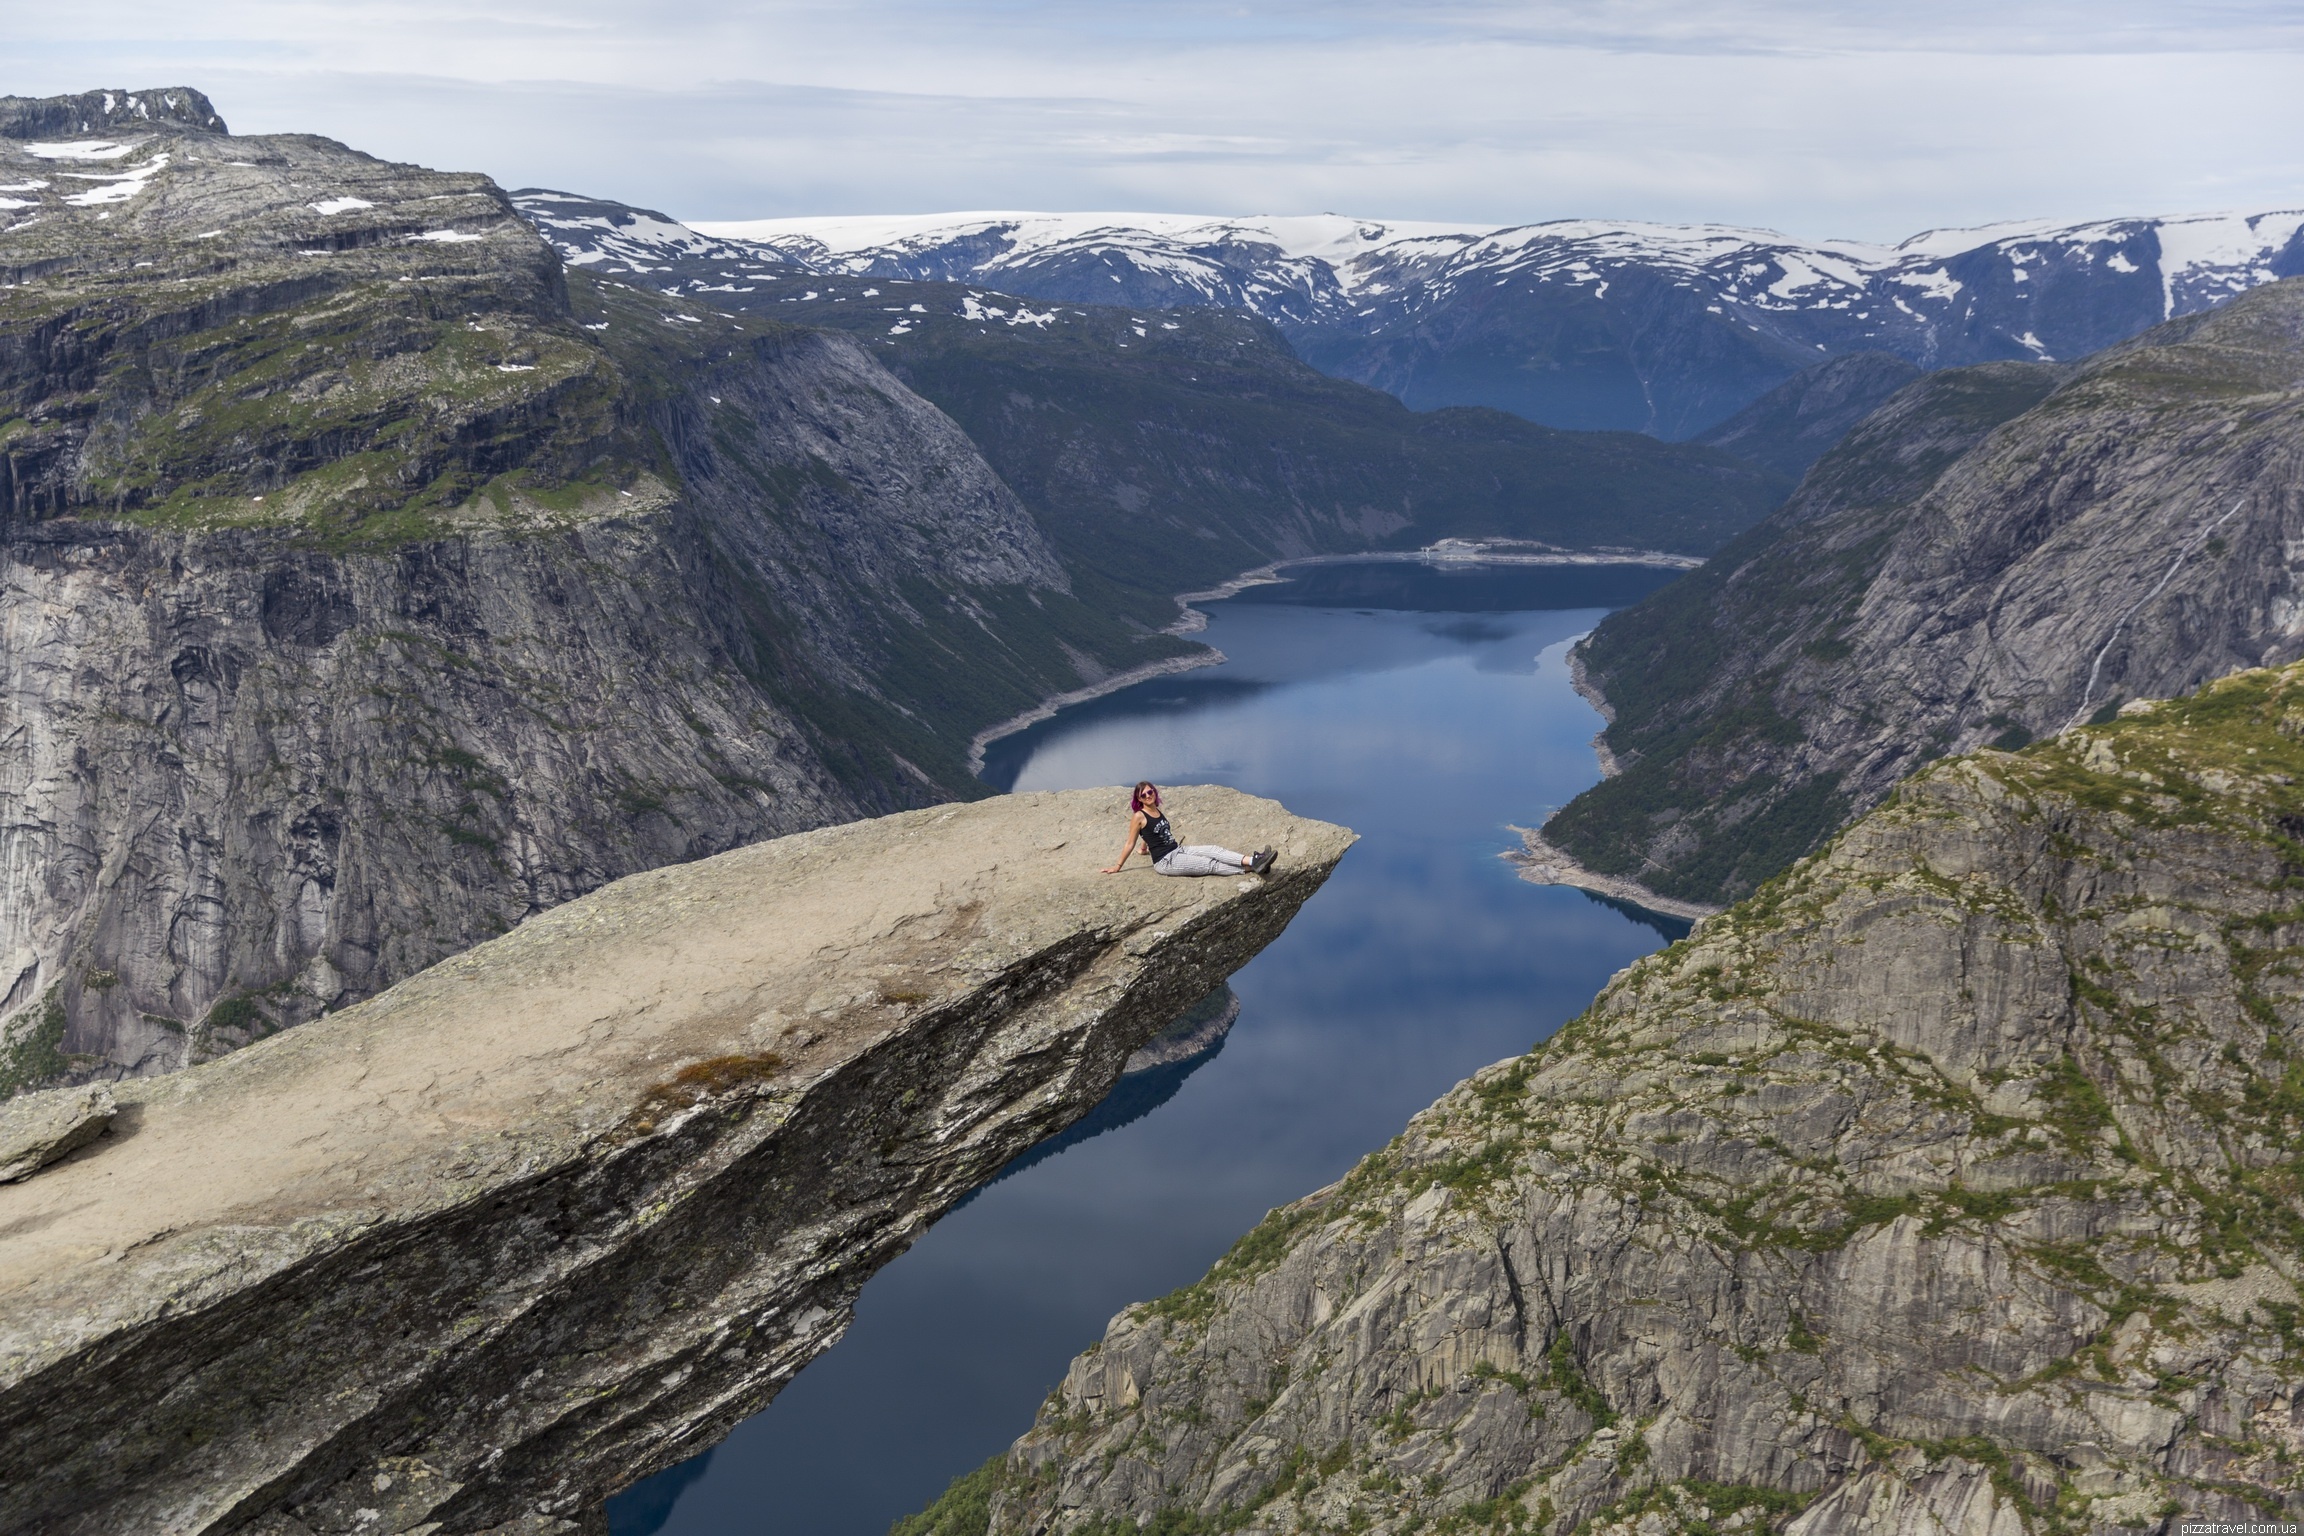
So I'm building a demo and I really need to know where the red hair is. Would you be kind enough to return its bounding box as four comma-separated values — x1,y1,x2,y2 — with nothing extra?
1131,781,1160,813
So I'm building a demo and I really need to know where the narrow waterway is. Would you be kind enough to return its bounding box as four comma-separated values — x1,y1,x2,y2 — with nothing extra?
612,561,1688,1536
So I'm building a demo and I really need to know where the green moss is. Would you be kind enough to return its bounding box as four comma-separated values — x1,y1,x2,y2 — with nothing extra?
1933,1186,2021,1226
1409,1139,1524,1201
2034,1056,2118,1155
1430,1480,1536,1536
1579,1479,1813,1536
1545,1332,1617,1428
0,987,71,1098
1914,1436,2041,1521
1147,1197,1331,1327
202,992,272,1038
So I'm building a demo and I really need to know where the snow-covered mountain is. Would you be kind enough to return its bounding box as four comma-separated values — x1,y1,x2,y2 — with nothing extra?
515,188,798,286
523,192,2304,438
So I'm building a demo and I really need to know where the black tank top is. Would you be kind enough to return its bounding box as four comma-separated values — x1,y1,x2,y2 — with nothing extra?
1140,812,1179,861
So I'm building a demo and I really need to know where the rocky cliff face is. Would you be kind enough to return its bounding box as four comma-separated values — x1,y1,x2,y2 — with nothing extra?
0,92,1179,1094
0,786,1355,1536
1546,276,2304,906
949,664,2304,1536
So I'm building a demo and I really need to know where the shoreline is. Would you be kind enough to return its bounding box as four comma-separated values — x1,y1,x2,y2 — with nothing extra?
969,544,1700,777
1284,542,1703,572
966,650,1229,777
1501,827,1721,924
1566,645,1622,778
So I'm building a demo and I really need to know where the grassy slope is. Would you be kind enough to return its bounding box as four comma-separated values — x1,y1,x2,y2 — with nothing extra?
0,176,642,546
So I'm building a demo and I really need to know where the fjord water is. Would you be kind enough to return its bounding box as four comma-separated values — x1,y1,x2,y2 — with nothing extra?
613,562,1687,1536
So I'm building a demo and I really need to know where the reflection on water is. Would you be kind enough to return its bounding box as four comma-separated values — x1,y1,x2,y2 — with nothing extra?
967,989,1238,1206
613,562,1686,1536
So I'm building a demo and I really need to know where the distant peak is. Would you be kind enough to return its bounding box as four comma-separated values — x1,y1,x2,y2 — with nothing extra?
0,88,227,140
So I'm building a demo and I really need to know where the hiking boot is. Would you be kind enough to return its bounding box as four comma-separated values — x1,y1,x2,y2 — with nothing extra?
1248,848,1277,875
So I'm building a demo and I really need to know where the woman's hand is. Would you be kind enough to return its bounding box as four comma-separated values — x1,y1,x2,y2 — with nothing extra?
1106,811,1142,874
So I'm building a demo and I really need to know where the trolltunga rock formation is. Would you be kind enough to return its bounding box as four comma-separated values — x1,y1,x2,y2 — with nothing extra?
0,785,1353,1536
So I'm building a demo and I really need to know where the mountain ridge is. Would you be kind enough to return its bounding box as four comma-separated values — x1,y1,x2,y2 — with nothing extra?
671,205,2304,436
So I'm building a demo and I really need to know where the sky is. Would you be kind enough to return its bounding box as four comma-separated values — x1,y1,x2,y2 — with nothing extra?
9,1,2304,242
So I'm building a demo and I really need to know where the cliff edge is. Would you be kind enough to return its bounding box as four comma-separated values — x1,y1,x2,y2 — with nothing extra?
0,785,1354,1536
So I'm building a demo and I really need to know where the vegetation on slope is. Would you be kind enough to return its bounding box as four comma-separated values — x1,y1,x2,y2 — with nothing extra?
0,127,650,544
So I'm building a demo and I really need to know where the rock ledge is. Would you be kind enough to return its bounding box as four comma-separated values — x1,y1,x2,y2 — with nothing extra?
0,786,1352,1536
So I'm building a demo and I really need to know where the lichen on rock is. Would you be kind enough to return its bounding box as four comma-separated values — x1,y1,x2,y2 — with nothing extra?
956,661,2304,1536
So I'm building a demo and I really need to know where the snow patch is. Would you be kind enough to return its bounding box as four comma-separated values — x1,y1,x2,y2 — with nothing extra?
692,209,1488,265
2154,209,2304,316
23,140,142,161
1894,268,1964,303
59,153,168,207
309,197,374,216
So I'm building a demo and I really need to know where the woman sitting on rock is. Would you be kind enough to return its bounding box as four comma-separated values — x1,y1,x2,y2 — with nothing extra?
1103,782,1275,877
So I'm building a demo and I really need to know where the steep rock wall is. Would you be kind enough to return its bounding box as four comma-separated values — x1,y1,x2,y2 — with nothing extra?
0,785,1355,1536
0,506,851,1089
1548,277,2304,905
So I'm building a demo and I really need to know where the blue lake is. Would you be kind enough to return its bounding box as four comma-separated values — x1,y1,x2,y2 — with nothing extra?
613,561,1686,1536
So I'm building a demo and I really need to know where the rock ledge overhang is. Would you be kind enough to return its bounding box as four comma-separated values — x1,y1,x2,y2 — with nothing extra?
0,785,1354,1536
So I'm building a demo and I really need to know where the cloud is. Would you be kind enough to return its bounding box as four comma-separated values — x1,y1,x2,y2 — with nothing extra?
10,0,2302,239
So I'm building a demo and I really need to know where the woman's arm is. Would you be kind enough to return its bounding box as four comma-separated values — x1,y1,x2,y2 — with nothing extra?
1103,812,1145,873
